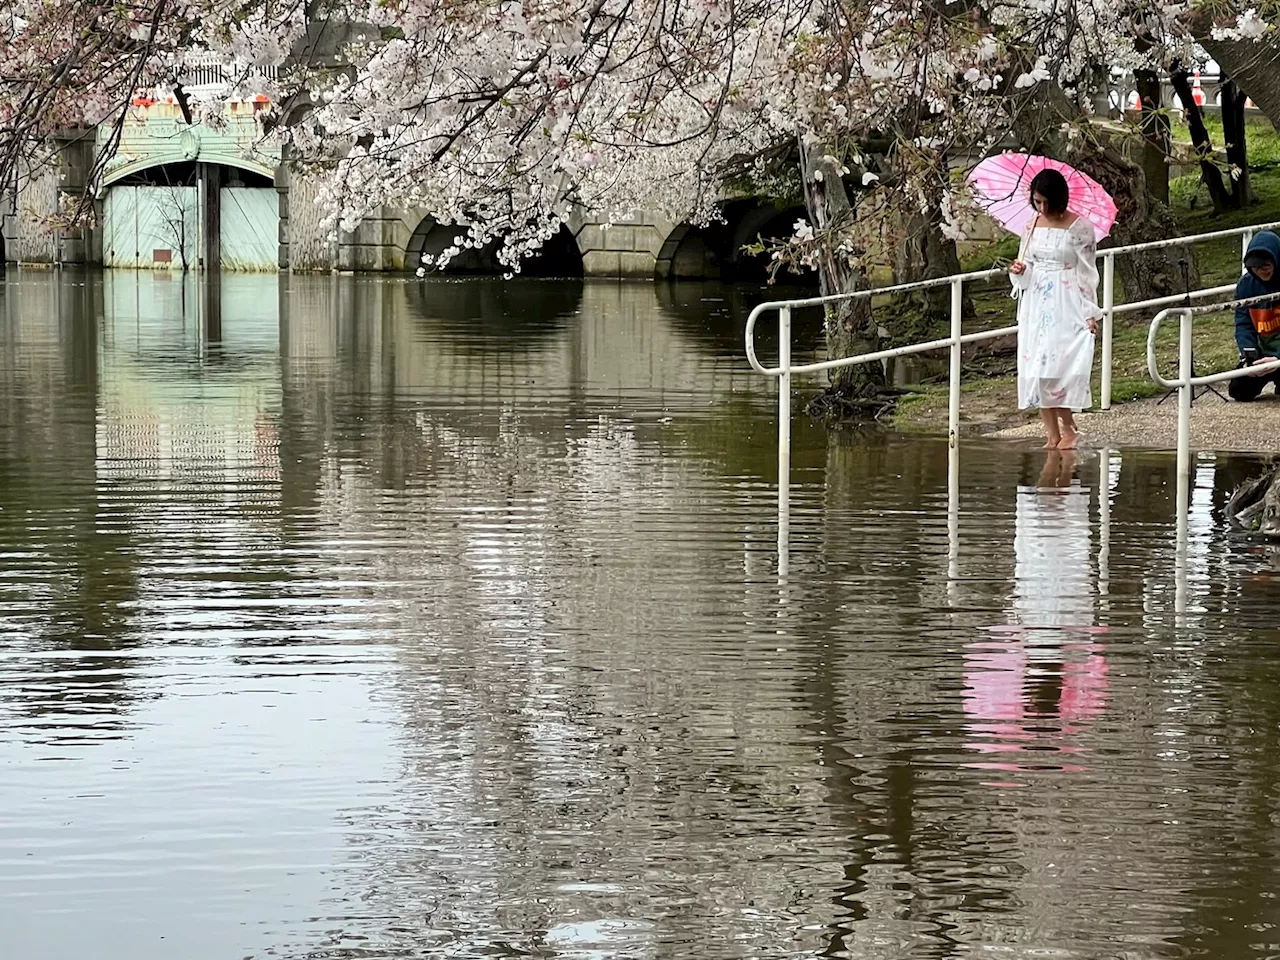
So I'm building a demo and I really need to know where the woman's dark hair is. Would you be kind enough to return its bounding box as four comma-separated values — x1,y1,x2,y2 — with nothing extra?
1028,169,1070,216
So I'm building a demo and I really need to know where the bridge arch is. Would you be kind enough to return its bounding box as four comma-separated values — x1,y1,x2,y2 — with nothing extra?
655,200,817,283
101,157,276,191
100,160,278,271
405,217,584,277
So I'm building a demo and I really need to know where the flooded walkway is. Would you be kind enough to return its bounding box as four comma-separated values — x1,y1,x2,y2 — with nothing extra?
2,272,1279,959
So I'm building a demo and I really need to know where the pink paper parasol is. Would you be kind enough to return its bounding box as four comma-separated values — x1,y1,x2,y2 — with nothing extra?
967,153,1118,240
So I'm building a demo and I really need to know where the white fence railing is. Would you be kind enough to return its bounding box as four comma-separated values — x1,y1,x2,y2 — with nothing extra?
745,219,1280,576
1147,294,1280,553
175,54,278,98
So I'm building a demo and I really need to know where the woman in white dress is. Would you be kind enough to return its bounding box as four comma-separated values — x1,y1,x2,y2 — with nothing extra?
1010,169,1102,450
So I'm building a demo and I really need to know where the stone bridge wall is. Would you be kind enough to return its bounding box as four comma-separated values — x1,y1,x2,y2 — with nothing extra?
4,111,820,280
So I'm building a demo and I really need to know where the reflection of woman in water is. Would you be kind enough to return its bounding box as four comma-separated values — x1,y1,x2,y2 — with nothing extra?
962,451,1108,774
1013,451,1093,630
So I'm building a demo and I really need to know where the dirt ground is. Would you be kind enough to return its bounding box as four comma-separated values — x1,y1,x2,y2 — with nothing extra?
990,388,1280,454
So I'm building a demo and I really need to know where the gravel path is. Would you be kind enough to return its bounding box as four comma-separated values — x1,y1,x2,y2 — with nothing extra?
990,390,1280,453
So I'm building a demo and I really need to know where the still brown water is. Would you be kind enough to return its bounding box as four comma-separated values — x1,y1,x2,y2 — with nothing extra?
2,271,1280,959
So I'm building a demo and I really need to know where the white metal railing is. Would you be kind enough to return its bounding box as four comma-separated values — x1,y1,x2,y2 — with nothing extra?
1147,294,1280,552
746,219,1280,577
175,54,278,98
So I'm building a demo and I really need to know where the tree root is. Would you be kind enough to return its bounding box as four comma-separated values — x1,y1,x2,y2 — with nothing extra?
1228,463,1280,535
804,386,911,422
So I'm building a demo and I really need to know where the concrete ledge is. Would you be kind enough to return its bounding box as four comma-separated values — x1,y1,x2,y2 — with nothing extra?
582,250,659,278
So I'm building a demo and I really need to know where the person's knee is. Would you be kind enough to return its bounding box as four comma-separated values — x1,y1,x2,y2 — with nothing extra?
1230,378,1260,401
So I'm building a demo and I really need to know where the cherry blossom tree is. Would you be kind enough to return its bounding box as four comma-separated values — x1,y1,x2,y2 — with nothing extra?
296,0,1145,400
276,0,1270,400
2,0,1273,403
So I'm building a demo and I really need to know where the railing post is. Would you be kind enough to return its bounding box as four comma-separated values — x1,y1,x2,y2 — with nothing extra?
1098,447,1111,606
1101,253,1115,410
1175,307,1192,614
948,278,963,448
1243,230,1254,272
777,306,791,579
1177,307,1193,486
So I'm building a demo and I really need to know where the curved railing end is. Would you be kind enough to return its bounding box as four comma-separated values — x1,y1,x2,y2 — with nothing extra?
745,302,782,377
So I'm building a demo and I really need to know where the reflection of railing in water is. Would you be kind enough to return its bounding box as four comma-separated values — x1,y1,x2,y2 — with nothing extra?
746,219,1280,580
1147,295,1280,611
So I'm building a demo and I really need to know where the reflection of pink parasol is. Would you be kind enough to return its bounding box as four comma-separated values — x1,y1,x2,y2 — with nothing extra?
967,153,1118,240
960,637,1110,778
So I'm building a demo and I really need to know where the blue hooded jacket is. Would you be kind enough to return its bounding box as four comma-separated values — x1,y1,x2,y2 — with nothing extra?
1235,230,1280,355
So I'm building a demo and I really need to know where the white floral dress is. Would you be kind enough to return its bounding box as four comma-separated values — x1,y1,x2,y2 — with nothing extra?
1011,218,1101,411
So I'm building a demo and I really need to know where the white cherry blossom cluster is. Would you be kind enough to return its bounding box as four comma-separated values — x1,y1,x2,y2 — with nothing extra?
0,0,1267,272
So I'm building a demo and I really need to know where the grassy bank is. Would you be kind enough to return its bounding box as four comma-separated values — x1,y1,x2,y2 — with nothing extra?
892,115,1280,434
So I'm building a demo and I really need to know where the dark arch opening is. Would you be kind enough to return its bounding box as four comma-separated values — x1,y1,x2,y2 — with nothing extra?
406,219,584,278
658,200,818,284
110,161,274,188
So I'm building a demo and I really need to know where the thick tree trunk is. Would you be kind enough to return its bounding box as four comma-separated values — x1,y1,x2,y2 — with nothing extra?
798,142,887,408
1222,79,1255,208
1198,38,1280,132
1075,146,1199,303
893,196,973,340
1135,69,1170,205
1170,68,1231,215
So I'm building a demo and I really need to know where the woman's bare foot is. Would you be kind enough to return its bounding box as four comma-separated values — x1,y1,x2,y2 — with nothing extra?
1038,409,1061,449
1056,429,1079,450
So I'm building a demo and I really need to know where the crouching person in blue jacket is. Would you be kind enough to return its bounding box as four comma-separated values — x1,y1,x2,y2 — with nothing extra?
1232,231,1280,402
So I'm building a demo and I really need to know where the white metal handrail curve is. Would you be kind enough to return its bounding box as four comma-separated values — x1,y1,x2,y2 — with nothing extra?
747,219,1280,577
747,220,1280,405
1147,292,1280,479
1146,292,1280,562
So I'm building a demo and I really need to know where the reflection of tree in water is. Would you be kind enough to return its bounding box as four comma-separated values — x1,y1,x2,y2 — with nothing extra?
260,404,848,958
404,278,583,356
1157,453,1280,954
0,480,145,743
1110,450,1179,526
1109,450,1261,616
1169,644,1280,956
0,297,144,743
654,280,824,359
794,437,1022,955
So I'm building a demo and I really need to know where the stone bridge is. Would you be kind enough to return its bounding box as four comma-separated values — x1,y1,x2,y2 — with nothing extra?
1,104,819,282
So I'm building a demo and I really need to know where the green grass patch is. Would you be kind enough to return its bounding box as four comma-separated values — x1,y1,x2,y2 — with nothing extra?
1169,116,1280,240
1170,114,1280,167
